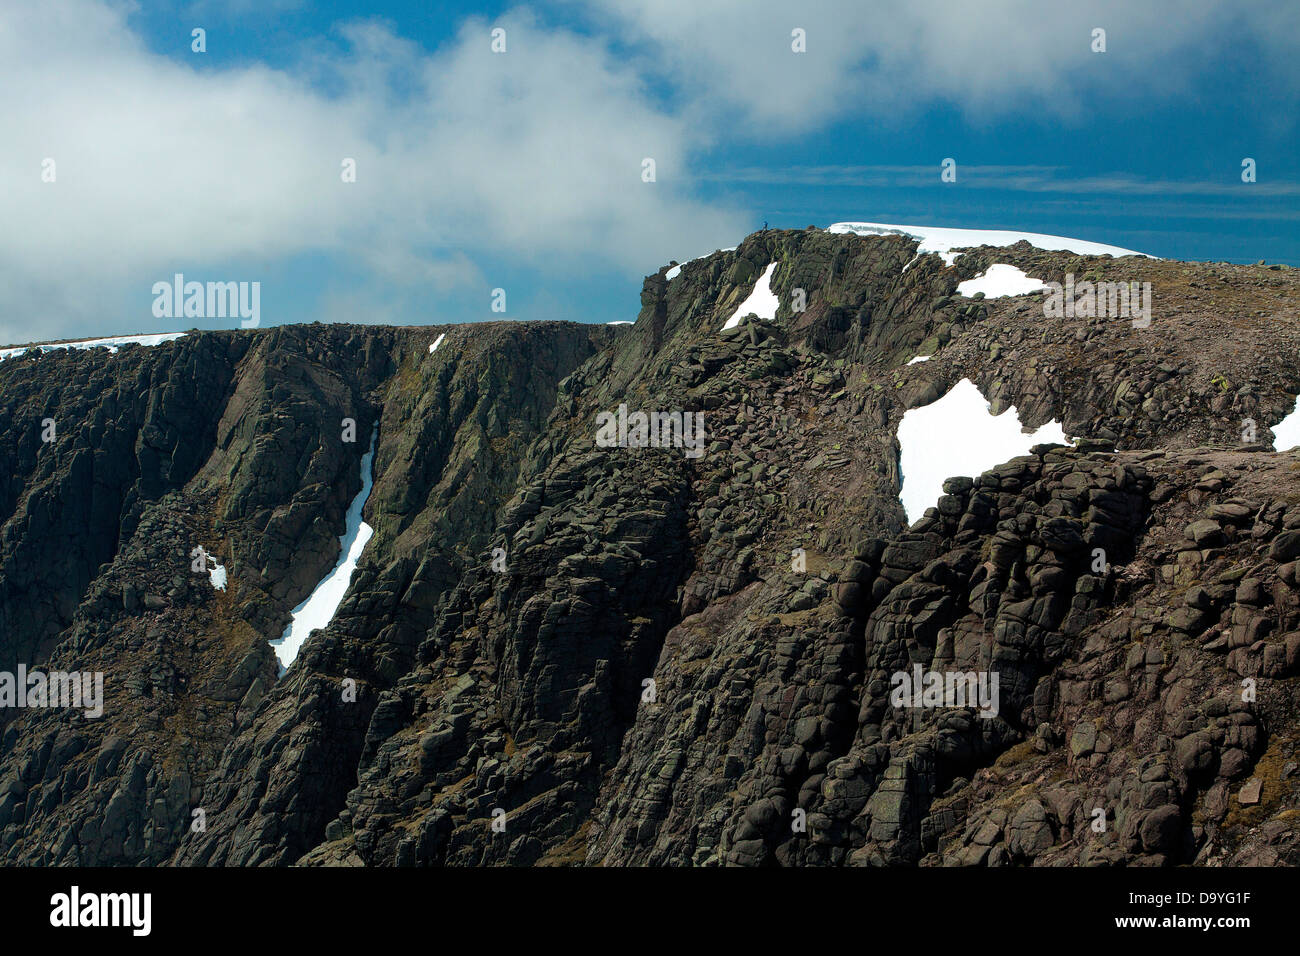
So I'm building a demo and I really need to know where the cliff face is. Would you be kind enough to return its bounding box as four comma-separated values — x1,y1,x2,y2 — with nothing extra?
0,321,610,864
2,228,1299,866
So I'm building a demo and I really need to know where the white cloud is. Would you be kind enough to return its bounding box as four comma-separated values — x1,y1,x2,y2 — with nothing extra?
576,0,1300,132
0,2,746,342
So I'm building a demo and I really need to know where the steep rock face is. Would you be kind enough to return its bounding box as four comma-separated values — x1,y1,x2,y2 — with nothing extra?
0,335,247,675
296,232,914,865
301,447,695,866
2,227,1299,867
296,230,1300,867
172,321,611,865
0,321,608,864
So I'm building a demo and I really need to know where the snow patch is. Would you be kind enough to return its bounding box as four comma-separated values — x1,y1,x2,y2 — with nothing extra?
898,378,1071,525
1274,396,1300,452
0,332,187,362
723,262,779,331
827,222,1151,264
428,332,446,354
208,562,227,592
907,355,931,365
957,264,1046,298
661,246,736,279
269,428,379,674
607,320,634,325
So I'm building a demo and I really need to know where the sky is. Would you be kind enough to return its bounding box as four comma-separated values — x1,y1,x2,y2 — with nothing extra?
2,0,1298,344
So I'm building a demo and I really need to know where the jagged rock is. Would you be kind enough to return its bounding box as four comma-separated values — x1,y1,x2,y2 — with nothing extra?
3,228,1300,870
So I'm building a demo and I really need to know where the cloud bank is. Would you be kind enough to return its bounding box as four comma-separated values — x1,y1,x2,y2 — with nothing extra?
0,2,744,341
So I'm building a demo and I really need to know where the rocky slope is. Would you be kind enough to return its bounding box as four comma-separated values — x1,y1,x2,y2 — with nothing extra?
1,227,1298,866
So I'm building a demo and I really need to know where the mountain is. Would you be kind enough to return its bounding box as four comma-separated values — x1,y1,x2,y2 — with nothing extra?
1,225,1299,866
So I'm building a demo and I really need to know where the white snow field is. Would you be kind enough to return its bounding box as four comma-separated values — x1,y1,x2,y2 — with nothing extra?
826,222,1150,265
208,561,227,592
907,355,931,365
898,378,1071,524
665,265,682,280
722,261,780,331
428,332,447,354
269,428,379,673
957,263,1047,298
1274,397,1300,452
0,332,187,361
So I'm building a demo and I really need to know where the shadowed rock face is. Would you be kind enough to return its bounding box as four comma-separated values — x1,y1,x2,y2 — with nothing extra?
0,334,248,676
0,320,610,864
3,229,1300,866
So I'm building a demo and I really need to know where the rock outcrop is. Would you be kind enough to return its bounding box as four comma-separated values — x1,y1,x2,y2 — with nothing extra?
2,228,1299,866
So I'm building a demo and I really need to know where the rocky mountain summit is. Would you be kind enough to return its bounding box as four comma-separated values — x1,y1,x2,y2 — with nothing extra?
2,226,1299,866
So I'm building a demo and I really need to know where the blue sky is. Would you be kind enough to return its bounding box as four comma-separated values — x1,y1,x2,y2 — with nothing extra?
2,0,1298,343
